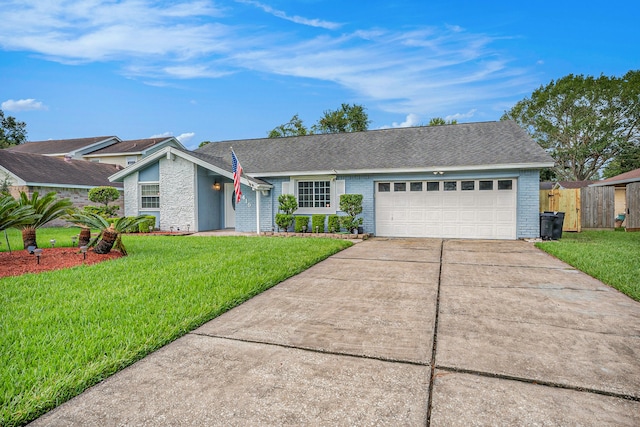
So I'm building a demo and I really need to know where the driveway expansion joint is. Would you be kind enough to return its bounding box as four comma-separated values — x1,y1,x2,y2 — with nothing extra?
189,331,431,367
426,239,445,426
436,366,640,402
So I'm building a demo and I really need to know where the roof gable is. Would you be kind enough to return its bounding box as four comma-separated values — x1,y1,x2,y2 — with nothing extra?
0,150,123,188
85,137,185,156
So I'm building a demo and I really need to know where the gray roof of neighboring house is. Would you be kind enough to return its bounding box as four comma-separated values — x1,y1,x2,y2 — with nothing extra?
6,136,119,156
540,180,596,190
0,150,123,188
87,137,180,155
195,120,553,175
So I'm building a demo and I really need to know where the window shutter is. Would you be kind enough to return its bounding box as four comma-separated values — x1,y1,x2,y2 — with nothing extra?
282,181,290,194
335,180,346,209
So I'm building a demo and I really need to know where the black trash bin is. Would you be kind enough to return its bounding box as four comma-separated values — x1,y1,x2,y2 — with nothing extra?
540,212,555,240
550,211,565,240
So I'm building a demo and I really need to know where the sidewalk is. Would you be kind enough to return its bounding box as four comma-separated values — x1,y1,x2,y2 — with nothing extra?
30,238,640,426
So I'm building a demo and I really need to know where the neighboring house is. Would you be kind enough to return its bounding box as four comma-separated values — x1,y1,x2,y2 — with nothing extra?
81,137,185,167
590,167,640,217
6,136,184,167
539,180,595,191
110,121,554,240
0,150,124,225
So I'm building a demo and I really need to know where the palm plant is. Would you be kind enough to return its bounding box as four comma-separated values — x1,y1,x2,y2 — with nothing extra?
66,212,148,255
17,191,74,250
0,195,40,253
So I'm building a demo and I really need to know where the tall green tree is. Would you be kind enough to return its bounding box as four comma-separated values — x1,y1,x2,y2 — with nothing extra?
313,103,370,134
0,109,27,148
502,71,640,181
602,144,640,178
268,114,308,138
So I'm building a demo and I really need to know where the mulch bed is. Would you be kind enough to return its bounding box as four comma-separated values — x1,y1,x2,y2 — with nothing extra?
0,247,123,278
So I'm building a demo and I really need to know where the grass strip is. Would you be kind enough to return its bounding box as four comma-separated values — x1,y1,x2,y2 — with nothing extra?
0,233,351,426
536,230,640,301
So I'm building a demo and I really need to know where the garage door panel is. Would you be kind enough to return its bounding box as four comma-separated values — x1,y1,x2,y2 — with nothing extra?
375,179,517,239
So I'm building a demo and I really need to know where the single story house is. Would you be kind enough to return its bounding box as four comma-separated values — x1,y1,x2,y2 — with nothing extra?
0,150,124,225
590,167,640,219
110,121,553,239
7,136,184,167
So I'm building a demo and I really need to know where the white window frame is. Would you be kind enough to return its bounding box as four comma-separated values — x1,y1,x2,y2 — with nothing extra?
139,182,160,210
284,176,343,215
126,156,137,166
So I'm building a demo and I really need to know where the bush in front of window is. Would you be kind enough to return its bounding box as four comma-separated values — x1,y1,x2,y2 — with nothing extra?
327,214,340,233
294,216,309,233
339,194,363,233
312,214,325,233
275,194,298,232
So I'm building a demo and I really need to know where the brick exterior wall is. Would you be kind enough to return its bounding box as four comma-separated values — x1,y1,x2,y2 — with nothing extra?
9,185,124,227
159,155,196,231
516,169,541,239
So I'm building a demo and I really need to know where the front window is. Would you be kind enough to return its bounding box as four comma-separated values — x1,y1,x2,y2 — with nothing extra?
298,180,331,208
140,183,160,209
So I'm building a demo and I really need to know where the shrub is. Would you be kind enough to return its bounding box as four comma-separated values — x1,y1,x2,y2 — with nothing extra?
275,213,294,232
275,194,298,232
294,216,309,233
138,215,156,233
339,194,363,232
88,186,121,218
327,214,340,233
311,214,325,233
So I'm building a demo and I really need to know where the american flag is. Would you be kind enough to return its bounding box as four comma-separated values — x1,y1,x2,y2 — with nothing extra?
231,150,243,204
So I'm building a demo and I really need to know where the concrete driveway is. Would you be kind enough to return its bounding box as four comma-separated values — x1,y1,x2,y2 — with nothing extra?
31,238,640,426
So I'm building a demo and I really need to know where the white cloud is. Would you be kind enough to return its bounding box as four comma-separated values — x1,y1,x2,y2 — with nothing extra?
445,109,477,121
149,131,196,147
1,98,47,112
0,1,538,119
391,113,421,128
176,132,196,144
236,0,342,30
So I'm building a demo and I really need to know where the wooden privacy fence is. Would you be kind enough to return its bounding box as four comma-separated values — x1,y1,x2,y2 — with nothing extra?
540,186,617,231
539,188,581,232
626,182,640,231
581,186,615,229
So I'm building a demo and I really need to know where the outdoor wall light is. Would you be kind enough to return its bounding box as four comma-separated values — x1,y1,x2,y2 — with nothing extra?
80,246,88,260
33,248,43,264
433,171,444,175
212,182,222,191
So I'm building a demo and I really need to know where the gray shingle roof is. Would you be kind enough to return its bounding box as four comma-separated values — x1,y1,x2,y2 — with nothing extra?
87,138,170,155
6,136,119,155
196,121,553,175
0,150,123,188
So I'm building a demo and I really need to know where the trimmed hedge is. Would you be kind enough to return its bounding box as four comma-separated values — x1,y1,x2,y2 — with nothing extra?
328,214,341,233
294,216,309,233
312,214,325,233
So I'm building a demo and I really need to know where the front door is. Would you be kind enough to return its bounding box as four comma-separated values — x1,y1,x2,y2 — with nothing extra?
224,183,236,228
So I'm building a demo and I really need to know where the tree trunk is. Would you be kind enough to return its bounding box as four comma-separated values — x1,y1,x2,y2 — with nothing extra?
94,228,117,254
22,227,37,251
78,228,91,247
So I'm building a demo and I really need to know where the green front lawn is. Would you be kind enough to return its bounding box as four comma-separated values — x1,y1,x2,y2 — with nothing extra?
536,230,640,301
0,231,352,427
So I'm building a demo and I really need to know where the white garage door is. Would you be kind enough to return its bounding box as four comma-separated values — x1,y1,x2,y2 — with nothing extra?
375,179,517,239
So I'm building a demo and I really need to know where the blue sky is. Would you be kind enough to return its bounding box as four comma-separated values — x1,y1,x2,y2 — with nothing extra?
1,0,638,150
